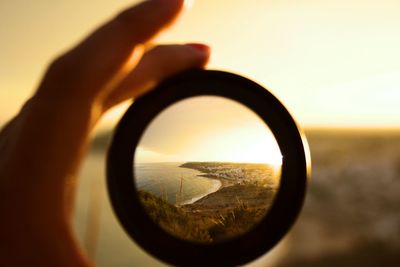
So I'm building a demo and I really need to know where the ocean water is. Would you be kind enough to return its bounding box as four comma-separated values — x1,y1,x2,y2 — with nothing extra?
134,162,221,205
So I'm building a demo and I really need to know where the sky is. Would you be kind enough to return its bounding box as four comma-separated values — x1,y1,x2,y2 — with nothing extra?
1,0,399,130
134,96,282,164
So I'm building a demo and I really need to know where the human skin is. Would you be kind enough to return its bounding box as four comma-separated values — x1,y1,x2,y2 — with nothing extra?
0,0,210,266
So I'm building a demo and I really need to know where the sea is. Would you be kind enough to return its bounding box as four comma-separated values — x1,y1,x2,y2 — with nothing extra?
134,162,221,205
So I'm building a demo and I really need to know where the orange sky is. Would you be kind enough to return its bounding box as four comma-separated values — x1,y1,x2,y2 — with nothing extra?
1,0,399,129
134,96,282,164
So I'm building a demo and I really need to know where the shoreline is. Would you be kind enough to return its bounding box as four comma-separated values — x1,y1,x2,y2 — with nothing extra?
179,162,276,211
182,182,275,215
196,174,235,188
180,174,232,205
180,177,222,205
179,165,236,205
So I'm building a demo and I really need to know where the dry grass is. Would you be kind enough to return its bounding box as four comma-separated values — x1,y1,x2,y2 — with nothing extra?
139,190,267,243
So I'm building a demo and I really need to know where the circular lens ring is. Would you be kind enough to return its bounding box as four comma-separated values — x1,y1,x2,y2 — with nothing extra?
107,70,311,267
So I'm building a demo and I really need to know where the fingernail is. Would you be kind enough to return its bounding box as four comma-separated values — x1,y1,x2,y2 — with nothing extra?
185,43,211,54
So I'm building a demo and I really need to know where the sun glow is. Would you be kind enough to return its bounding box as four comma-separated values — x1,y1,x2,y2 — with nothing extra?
181,123,282,165
135,96,282,166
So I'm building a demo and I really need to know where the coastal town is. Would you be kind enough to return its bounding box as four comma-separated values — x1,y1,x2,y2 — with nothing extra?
180,161,280,188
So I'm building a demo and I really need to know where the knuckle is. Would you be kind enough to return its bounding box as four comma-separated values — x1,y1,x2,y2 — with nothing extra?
46,49,87,82
47,53,75,78
115,9,140,30
114,8,151,41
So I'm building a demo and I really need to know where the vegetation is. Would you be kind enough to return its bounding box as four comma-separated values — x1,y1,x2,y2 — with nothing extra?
139,190,212,243
139,183,273,243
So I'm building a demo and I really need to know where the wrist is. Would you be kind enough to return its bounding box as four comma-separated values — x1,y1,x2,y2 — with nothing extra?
1,220,92,267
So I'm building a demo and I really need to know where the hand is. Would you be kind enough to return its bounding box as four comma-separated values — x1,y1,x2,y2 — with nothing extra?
0,0,210,266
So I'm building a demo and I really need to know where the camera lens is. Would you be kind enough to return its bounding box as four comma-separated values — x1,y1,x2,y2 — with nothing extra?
107,70,310,266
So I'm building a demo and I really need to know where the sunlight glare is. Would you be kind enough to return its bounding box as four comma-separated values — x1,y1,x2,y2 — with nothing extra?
192,124,283,165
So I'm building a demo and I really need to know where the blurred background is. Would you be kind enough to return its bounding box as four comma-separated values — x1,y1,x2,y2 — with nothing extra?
1,0,399,266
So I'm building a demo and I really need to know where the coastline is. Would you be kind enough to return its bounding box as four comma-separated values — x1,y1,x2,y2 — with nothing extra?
180,177,222,205
182,182,275,213
196,174,234,188
179,162,276,210
178,164,236,205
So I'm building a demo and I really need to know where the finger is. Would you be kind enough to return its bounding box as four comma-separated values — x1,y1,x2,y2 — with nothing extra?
103,43,211,109
71,0,185,67
42,0,185,97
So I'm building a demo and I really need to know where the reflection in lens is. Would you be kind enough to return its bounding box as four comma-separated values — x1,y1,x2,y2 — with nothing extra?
134,96,282,243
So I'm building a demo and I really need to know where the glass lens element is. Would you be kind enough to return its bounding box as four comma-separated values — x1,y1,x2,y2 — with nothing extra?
134,96,282,243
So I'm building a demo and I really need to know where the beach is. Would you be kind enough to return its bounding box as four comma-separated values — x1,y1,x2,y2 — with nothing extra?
179,161,278,212
135,162,222,206
180,178,222,205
